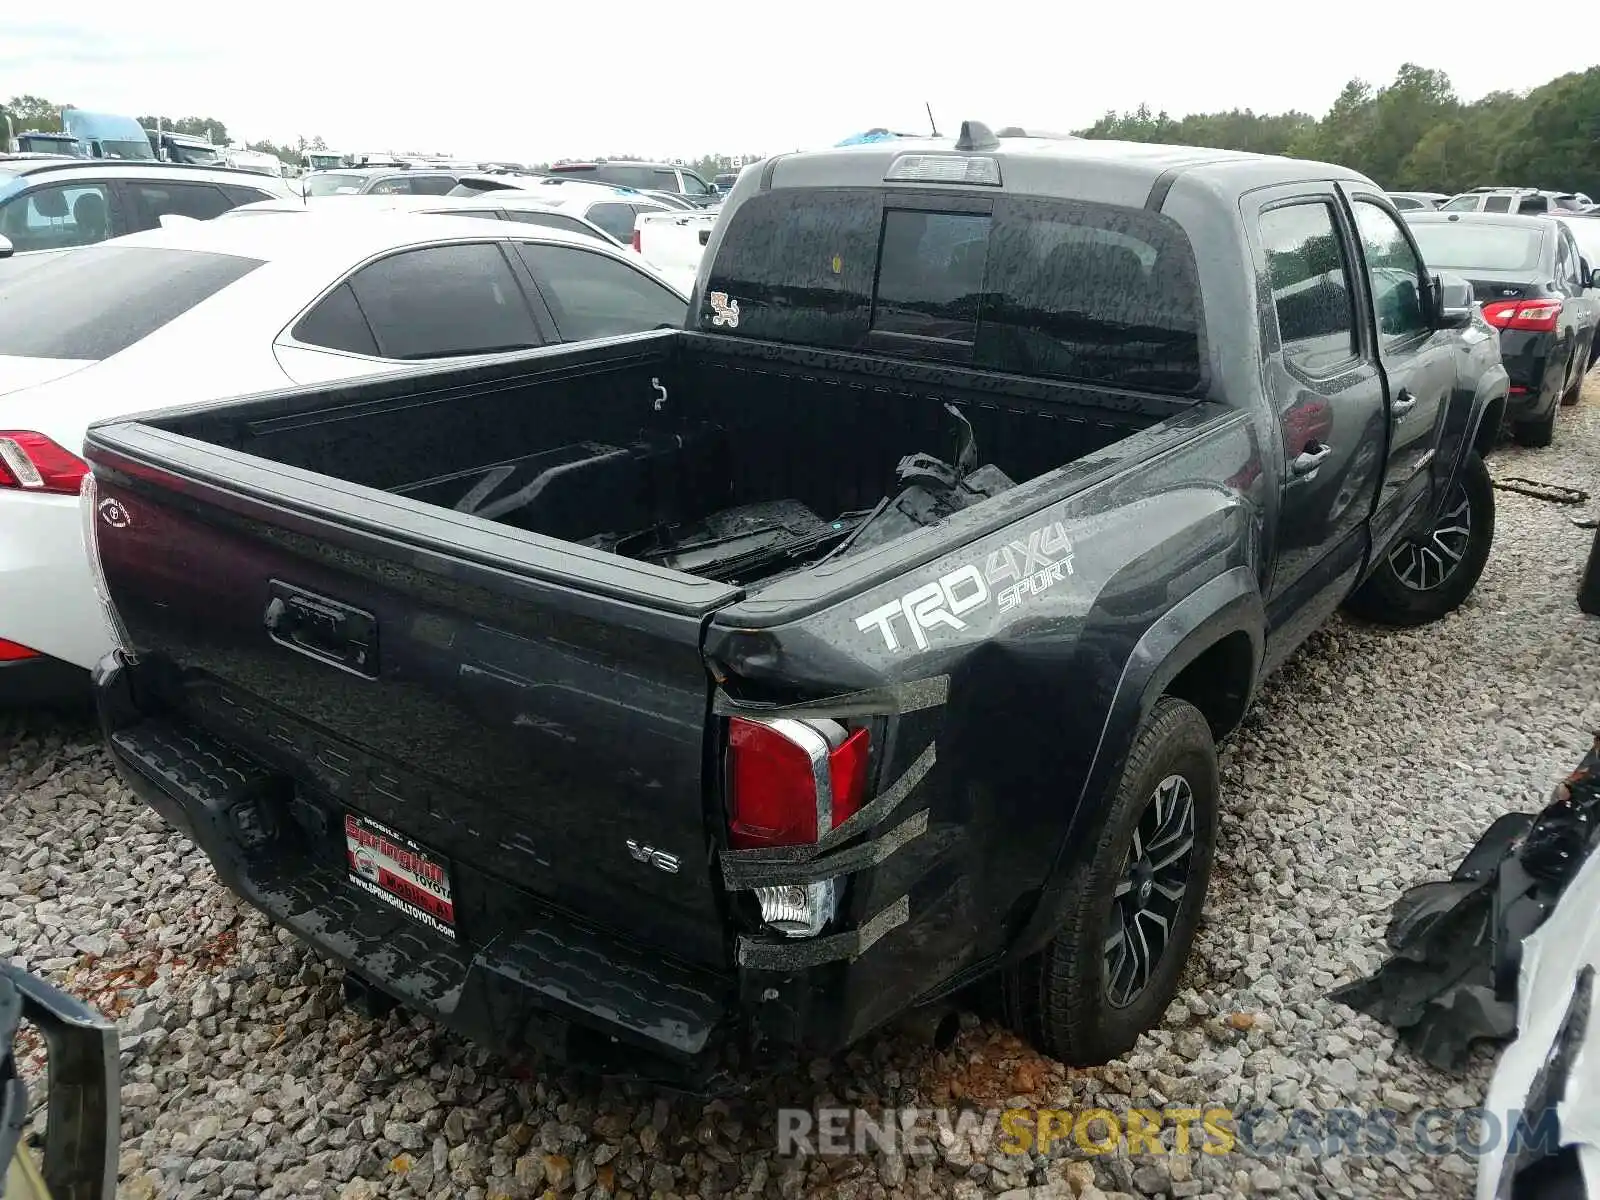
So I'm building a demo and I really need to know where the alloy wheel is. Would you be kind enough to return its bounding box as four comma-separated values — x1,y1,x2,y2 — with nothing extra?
1387,484,1472,592
1105,773,1196,1007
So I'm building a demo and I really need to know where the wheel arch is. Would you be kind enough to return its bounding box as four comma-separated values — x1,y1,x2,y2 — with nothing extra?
1474,389,1508,459
1007,566,1264,959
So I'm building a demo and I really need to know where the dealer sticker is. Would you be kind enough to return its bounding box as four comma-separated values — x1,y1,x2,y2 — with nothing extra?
344,812,457,940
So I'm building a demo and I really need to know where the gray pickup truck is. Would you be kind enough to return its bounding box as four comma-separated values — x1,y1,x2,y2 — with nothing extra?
85,122,1508,1083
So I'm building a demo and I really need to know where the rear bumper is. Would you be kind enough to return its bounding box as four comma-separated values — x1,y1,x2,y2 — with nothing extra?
93,653,739,1083
1499,330,1565,420
0,490,114,673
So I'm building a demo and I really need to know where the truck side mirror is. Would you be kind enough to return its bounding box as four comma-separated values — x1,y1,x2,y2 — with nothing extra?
1583,258,1599,290
0,234,11,260
1433,272,1475,329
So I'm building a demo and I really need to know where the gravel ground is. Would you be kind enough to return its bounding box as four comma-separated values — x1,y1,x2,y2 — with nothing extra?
6,379,1600,1200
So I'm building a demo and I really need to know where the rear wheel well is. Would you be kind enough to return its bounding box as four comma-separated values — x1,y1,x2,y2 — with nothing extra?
1163,631,1254,742
1475,395,1508,456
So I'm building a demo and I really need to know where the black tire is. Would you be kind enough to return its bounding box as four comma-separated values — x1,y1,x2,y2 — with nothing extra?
1513,400,1557,447
1563,349,1584,406
1342,450,1495,627
1001,696,1218,1066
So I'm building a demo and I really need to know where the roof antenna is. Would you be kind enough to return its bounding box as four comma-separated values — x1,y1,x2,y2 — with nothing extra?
926,102,941,139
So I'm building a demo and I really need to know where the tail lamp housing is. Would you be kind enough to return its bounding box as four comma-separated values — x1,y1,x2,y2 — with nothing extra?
0,432,89,495
725,716,871,938
1482,298,1562,332
79,473,137,661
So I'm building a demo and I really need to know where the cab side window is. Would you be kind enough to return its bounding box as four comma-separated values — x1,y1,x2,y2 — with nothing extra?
515,243,686,340
128,181,234,228
1351,201,1428,341
0,182,114,251
1258,201,1358,375
409,174,459,197
345,242,543,359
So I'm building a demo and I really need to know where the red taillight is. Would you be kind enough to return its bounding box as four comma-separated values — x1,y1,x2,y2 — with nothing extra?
0,432,88,495
727,718,871,849
1482,298,1562,332
0,638,41,661
631,228,642,252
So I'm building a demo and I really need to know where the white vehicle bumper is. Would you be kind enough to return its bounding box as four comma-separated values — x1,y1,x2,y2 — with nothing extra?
0,489,111,693
1478,836,1600,1200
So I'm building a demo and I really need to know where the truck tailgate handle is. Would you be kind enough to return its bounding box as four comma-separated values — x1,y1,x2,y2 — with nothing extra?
264,581,379,678
1292,442,1333,475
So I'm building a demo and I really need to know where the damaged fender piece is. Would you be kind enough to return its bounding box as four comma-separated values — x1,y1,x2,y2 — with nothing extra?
737,895,911,969
1335,735,1600,1073
722,809,931,889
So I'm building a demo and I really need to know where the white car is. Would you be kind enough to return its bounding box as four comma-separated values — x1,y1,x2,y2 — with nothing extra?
0,211,689,701
225,189,699,293
633,207,720,291
1477,838,1599,1200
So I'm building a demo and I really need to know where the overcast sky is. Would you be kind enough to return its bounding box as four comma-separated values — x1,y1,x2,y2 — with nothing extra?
6,2,1593,162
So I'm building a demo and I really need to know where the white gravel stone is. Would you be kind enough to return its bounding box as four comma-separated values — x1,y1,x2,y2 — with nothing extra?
7,378,1600,1200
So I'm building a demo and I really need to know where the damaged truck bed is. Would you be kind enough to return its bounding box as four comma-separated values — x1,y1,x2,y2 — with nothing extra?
86,123,1508,1080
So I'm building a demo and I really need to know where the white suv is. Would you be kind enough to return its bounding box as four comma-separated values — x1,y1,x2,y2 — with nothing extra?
0,158,295,262
1439,188,1590,216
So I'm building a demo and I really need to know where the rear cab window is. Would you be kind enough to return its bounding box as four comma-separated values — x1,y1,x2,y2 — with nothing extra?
127,181,235,226
305,173,367,197
0,245,262,359
701,188,1206,394
1407,222,1546,272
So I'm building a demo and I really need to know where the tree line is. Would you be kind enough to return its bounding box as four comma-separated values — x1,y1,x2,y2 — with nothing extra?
10,62,1596,194
1077,63,1600,197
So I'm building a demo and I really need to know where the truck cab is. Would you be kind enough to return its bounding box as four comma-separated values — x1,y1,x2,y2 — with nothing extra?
11,131,81,157
61,108,156,161
146,129,223,167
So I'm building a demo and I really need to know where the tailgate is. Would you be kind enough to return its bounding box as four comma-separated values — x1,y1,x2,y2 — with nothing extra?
85,422,742,969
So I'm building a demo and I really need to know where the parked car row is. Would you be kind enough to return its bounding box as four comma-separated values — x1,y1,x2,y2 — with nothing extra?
1387,185,1595,214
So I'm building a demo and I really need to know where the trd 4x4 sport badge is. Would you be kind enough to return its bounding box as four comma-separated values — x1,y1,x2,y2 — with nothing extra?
854,520,1076,653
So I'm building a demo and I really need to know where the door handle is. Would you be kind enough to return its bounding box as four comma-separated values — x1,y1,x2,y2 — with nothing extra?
1391,388,1418,415
1292,442,1333,474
